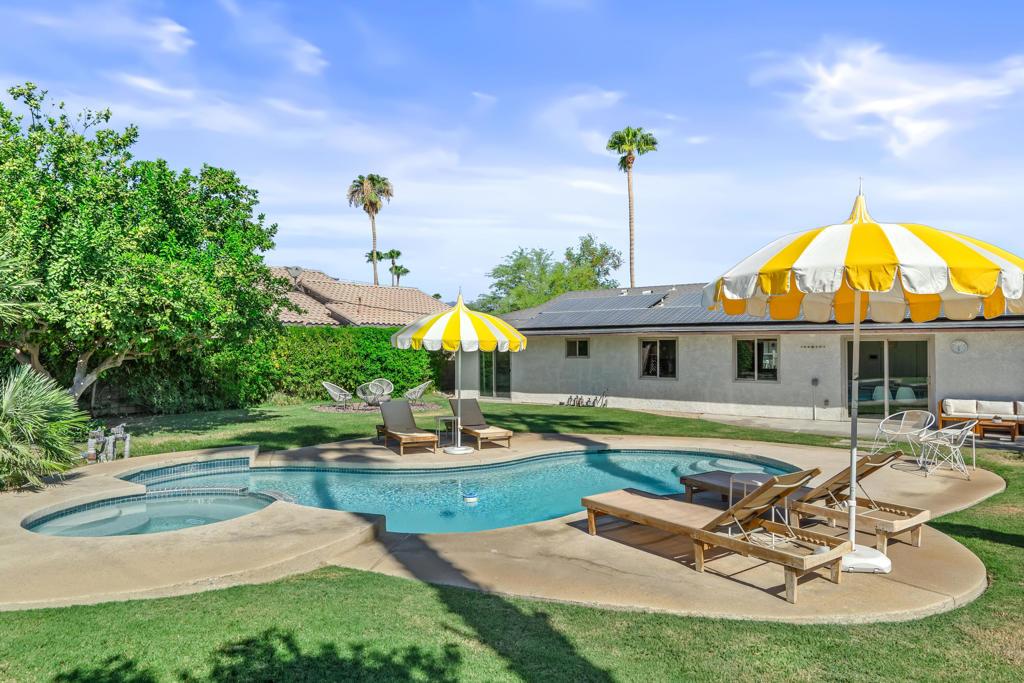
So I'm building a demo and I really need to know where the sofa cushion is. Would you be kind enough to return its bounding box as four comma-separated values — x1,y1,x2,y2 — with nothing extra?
943,399,977,415
1016,401,1024,416
977,400,1015,418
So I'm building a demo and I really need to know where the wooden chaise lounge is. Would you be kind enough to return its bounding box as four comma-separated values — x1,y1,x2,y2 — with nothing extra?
680,451,930,554
449,398,513,449
379,399,437,456
582,469,851,604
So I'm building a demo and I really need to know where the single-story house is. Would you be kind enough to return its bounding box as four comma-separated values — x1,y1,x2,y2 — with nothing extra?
456,283,1024,421
271,266,449,327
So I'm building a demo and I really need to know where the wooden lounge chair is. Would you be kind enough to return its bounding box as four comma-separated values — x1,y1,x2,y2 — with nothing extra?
449,398,513,449
379,399,437,456
583,469,850,604
680,451,930,554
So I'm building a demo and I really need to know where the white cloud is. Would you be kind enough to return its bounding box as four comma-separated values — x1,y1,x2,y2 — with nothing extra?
685,135,710,145
756,43,1024,156
217,0,328,75
472,91,497,110
537,88,623,154
15,5,194,54
567,178,620,195
264,97,327,119
111,73,195,99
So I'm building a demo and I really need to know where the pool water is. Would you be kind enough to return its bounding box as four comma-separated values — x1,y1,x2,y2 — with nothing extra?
146,450,787,534
28,492,272,537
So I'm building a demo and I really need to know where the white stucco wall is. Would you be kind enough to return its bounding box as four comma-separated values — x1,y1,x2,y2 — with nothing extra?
500,328,1024,420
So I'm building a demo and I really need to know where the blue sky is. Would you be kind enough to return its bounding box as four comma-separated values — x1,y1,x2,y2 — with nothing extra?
3,0,1024,299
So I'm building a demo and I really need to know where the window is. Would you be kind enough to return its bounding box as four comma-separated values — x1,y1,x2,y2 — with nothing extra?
736,338,779,381
640,339,676,378
566,339,590,358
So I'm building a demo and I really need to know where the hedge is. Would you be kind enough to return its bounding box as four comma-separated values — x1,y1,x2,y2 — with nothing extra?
272,326,438,400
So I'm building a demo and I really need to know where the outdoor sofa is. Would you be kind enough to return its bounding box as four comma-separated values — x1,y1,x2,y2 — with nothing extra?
938,398,1024,431
582,469,850,604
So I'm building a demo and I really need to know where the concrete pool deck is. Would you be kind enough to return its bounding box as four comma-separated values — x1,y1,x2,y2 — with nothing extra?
0,434,1005,623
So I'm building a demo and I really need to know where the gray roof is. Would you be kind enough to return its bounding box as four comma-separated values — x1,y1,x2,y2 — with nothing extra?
506,283,1024,335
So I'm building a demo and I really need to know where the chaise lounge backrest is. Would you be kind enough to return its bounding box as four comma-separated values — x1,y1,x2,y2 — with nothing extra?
705,468,820,531
380,399,422,433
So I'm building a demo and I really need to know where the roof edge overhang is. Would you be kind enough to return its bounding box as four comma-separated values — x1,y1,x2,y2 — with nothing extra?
518,319,1024,336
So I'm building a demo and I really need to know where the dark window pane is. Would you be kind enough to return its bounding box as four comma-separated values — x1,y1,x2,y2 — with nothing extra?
736,339,755,380
658,340,676,378
641,341,658,377
566,340,577,357
577,340,589,357
757,339,778,381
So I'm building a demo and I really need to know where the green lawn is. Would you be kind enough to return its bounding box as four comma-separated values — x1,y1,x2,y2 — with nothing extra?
116,399,843,456
2,404,1020,681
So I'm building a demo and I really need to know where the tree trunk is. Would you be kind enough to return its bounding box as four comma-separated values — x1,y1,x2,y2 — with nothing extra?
67,350,131,399
627,165,636,288
390,258,397,286
370,214,379,286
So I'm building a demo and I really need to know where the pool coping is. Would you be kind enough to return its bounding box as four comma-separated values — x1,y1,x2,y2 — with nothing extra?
0,434,1006,623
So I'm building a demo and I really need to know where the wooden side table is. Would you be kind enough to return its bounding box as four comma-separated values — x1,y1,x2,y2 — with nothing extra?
977,419,1018,441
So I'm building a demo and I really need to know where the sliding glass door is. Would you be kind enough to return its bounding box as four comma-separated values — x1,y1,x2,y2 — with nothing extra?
478,352,511,398
847,339,929,417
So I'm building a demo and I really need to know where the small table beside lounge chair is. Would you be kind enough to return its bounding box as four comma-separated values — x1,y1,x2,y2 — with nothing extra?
449,398,513,449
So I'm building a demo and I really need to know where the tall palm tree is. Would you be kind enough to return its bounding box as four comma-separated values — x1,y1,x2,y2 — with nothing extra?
606,127,658,288
381,249,402,285
390,264,410,286
347,174,394,286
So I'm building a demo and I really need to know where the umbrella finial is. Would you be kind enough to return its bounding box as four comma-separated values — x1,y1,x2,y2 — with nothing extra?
858,176,863,196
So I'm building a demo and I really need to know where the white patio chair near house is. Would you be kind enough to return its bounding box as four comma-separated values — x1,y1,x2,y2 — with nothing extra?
920,420,977,480
872,410,935,461
404,380,432,406
357,381,388,407
371,378,395,397
322,381,353,407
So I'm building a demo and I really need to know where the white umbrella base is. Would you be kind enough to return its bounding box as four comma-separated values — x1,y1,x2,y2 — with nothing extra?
841,544,892,573
443,445,475,455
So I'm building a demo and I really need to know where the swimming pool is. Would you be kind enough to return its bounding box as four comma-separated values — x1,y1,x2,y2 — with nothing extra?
139,449,789,534
26,489,274,537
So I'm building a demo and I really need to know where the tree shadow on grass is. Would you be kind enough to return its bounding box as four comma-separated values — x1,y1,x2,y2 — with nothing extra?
119,408,282,438
54,631,462,683
387,532,613,682
930,521,1024,549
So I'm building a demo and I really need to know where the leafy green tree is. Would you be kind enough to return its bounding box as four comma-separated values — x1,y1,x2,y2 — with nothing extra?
347,174,394,286
606,126,658,287
381,249,403,285
474,234,622,313
0,83,287,400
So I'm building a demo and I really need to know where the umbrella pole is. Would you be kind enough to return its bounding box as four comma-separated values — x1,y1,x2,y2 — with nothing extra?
849,292,861,545
456,347,462,449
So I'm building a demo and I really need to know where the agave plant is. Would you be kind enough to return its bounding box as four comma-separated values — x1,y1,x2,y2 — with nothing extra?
0,366,88,489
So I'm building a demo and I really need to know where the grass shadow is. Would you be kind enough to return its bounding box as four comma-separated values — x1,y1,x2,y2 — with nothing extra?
930,521,1024,549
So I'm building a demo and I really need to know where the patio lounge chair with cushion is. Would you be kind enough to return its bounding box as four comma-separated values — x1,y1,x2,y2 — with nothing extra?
322,381,353,406
449,398,513,449
583,469,850,604
681,451,930,554
379,399,437,456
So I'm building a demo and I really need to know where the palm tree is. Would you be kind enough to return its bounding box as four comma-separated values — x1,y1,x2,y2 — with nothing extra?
347,174,394,286
606,127,658,287
380,249,403,286
390,264,410,285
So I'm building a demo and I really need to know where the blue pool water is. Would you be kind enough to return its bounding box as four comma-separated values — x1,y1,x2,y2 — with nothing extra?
142,450,788,534
27,491,272,537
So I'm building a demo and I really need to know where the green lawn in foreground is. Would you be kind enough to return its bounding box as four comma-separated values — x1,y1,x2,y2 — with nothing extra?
114,398,843,456
2,405,1019,681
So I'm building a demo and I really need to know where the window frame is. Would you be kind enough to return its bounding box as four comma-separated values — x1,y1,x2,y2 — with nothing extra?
565,338,590,359
733,336,780,383
638,337,678,380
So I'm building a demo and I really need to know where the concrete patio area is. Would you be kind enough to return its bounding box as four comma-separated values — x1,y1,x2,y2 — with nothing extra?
0,434,1005,623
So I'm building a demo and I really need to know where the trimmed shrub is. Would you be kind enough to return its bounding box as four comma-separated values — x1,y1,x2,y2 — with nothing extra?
272,326,437,400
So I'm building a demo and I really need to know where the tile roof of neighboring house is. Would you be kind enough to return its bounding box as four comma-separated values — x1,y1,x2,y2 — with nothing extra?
504,283,1024,334
271,266,449,327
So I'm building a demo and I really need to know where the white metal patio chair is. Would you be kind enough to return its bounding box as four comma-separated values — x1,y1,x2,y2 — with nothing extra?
919,420,977,480
404,380,432,406
357,381,388,406
322,381,353,407
371,378,395,397
872,410,935,460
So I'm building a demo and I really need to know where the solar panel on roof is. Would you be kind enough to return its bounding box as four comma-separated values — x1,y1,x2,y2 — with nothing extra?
541,292,666,313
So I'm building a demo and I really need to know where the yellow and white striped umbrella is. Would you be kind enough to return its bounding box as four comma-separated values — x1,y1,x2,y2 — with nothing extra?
391,294,527,353
702,193,1024,323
